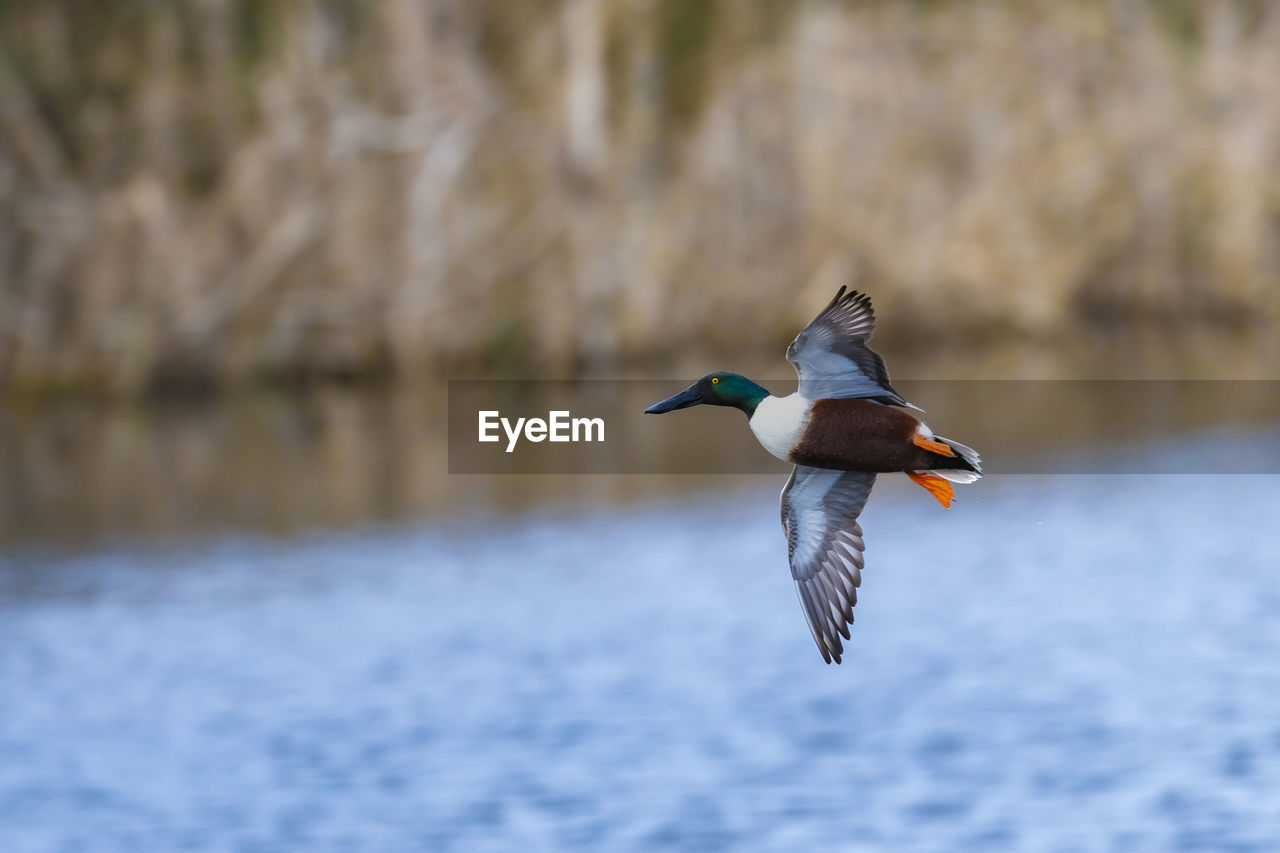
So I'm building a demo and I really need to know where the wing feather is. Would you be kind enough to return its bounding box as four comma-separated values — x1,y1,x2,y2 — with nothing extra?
779,465,877,664
786,287,916,407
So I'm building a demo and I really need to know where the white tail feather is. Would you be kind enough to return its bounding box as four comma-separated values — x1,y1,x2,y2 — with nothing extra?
928,468,982,484
927,435,982,484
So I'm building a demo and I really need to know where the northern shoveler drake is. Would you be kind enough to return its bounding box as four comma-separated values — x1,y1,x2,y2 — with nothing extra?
645,287,981,664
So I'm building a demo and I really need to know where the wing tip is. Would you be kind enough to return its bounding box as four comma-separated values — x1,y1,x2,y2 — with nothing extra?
821,284,874,314
814,285,878,340
822,284,849,315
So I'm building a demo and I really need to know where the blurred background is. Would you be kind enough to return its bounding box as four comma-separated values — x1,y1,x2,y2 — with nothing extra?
4,0,1280,390
2,1,1279,850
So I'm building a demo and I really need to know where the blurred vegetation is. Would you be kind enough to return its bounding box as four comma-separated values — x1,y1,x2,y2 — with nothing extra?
2,0,1279,395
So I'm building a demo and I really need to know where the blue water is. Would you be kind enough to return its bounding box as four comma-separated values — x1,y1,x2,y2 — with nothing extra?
2,473,1279,851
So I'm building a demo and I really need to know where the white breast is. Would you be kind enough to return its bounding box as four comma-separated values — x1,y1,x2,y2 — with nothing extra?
749,393,811,461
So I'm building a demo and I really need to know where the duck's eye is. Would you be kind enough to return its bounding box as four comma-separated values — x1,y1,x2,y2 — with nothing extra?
711,377,719,384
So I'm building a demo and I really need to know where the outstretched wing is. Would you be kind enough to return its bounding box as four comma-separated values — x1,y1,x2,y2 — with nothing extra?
786,287,914,406
779,465,876,664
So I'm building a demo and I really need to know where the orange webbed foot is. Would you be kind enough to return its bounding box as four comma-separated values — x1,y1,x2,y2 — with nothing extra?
911,433,955,457
907,471,954,508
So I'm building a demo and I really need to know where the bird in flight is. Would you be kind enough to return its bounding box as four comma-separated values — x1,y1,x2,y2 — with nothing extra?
645,287,981,664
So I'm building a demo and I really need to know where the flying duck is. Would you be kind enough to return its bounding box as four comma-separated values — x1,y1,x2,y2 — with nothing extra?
645,287,981,664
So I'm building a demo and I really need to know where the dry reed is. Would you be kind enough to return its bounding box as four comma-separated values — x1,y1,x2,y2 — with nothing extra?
1,0,1278,394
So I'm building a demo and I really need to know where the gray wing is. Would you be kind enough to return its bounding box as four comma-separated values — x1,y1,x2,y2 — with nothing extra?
786,286,915,406
779,465,876,664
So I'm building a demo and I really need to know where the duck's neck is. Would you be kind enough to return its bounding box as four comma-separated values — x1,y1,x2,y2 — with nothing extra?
726,382,770,417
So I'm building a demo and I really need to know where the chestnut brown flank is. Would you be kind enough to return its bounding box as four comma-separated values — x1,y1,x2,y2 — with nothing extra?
790,398,938,472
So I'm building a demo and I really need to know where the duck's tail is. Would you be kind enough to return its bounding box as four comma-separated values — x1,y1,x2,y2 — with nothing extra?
927,437,982,483
909,436,982,507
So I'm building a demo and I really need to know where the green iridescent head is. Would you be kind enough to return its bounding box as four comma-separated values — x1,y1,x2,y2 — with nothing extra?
644,372,770,417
